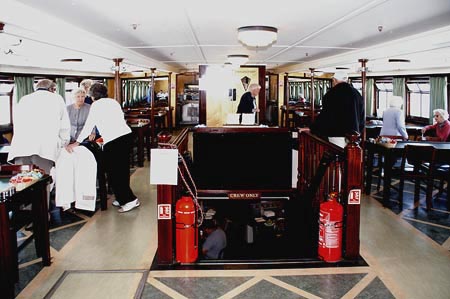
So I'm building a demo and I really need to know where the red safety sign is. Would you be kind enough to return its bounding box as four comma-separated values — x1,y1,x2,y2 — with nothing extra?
348,189,361,205
158,204,171,220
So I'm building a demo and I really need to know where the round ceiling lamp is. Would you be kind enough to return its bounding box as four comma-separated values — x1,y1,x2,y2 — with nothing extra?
227,54,249,66
238,26,278,47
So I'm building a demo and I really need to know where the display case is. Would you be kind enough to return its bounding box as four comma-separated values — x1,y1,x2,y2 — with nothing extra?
177,84,199,125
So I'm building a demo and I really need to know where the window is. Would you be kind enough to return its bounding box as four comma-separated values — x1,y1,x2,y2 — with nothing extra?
375,82,393,116
0,83,14,125
407,82,430,118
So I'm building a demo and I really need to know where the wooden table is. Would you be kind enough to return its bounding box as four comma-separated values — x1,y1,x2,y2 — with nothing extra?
365,125,424,140
0,175,51,298
365,141,450,207
127,119,150,167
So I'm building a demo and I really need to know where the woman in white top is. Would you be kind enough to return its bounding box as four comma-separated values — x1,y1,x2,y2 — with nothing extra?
379,96,408,140
66,83,139,213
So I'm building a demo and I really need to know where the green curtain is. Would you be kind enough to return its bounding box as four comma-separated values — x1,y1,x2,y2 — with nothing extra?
56,78,66,101
365,78,374,116
393,77,406,109
429,76,448,122
14,76,34,102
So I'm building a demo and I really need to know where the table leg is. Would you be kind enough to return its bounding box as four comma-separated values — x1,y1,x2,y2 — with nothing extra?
0,203,16,299
382,153,393,208
137,128,144,167
98,162,107,211
32,184,51,266
365,149,374,194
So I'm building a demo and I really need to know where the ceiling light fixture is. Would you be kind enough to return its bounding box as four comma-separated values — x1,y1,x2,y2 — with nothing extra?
388,58,410,63
60,58,83,62
227,54,249,66
238,26,277,47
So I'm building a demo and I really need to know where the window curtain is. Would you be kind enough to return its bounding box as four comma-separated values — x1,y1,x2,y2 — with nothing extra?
393,77,406,109
365,78,374,116
56,78,66,101
14,76,34,102
429,76,448,122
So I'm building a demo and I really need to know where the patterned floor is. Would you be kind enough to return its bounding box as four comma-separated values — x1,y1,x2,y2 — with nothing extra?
141,269,395,299
14,202,98,296
369,174,450,252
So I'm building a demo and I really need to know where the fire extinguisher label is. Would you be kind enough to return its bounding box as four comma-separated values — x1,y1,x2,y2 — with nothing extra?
158,204,171,220
348,189,361,205
325,224,339,248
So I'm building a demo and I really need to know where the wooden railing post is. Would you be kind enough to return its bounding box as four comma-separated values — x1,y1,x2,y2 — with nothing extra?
156,128,190,266
156,132,174,265
343,132,363,259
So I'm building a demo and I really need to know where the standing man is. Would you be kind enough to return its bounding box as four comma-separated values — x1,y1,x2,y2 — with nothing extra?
309,72,364,147
237,83,261,124
80,79,93,104
8,79,70,175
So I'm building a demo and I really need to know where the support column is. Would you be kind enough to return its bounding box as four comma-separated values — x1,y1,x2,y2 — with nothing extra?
283,73,289,127
310,68,315,123
167,72,173,131
150,68,156,147
113,58,123,103
359,59,368,141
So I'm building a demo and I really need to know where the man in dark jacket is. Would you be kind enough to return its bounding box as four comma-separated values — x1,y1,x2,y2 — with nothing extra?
237,83,261,114
310,72,364,145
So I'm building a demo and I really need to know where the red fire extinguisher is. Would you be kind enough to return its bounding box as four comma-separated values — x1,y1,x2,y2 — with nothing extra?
175,195,198,263
318,192,343,262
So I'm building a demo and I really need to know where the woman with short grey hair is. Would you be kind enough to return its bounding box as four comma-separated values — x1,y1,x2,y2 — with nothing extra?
67,88,92,143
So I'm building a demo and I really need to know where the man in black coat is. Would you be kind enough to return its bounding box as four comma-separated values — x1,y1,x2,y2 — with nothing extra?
237,83,261,114
310,72,364,144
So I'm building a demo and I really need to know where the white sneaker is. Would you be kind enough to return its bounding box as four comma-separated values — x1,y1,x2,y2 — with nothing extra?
112,200,120,207
118,199,140,213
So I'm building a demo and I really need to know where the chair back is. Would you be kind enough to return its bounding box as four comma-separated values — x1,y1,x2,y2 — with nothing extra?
400,145,436,178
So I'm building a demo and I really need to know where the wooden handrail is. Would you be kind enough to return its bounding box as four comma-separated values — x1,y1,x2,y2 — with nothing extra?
298,131,362,259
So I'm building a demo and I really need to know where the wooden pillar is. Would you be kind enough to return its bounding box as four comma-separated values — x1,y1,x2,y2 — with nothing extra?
343,133,363,259
359,59,368,142
310,68,315,122
113,58,123,103
167,72,173,131
258,66,266,124
284,73,289,127
150,68,156,147
199,65,207,125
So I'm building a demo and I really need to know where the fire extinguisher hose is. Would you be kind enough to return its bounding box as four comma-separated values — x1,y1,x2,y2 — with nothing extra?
159,143,204,226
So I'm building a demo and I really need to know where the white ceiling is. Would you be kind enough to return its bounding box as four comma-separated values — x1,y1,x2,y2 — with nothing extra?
1,0,449,75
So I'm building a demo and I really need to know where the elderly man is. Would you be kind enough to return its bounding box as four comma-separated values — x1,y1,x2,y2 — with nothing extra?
237,83,261,114
8,79,70,175
310,72,364,147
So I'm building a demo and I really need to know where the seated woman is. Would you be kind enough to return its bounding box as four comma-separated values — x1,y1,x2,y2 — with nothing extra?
379,96,408,140
422,109,450,141
67,88,93,143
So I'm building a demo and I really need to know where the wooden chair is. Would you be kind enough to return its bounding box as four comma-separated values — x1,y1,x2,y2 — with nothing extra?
375,135,405,191
398,145,436,210
434,164,450,210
